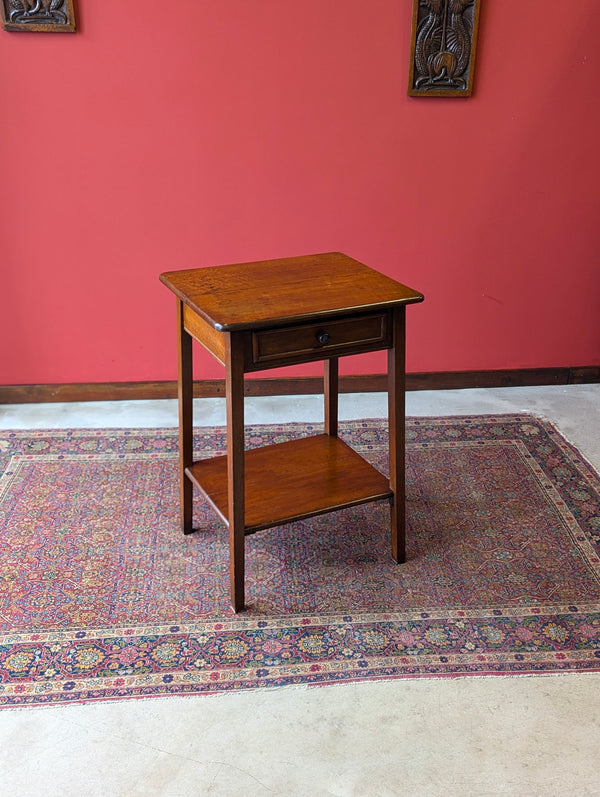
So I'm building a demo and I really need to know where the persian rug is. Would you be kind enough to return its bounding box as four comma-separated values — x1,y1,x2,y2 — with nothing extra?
1,414,600,709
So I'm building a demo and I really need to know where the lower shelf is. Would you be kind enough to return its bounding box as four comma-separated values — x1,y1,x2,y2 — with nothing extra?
186,433,393,534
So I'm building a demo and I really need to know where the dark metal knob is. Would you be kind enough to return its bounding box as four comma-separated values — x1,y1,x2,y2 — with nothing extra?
317,331,330,346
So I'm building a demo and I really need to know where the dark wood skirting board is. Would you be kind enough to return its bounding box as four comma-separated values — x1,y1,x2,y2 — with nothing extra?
1,367,599,404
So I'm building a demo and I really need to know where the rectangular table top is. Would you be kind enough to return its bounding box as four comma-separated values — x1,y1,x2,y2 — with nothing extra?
160,252,423,331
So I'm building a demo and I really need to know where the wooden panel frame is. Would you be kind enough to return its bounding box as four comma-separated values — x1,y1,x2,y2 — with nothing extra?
1,0,76,32
408,0,481,97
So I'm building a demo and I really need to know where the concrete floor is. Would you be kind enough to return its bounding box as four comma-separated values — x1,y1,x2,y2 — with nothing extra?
1,385,600,796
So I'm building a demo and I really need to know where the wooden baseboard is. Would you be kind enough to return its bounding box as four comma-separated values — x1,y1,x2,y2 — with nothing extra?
1,366,598,404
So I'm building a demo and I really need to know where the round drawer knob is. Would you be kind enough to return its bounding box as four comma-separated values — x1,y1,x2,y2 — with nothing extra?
317,331,330,346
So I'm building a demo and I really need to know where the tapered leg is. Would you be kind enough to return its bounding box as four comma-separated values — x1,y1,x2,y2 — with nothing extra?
226,332,246,612
388,307,406,563
177,299,194,534
324,357,339,436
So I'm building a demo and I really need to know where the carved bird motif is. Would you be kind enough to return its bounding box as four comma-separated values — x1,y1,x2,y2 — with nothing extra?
39,0,65,12
414,0,473,89
7,0,65,17
8,0,34,14
7,0,37,20
8,0,67,22
446,0,473,75
414,0,444,79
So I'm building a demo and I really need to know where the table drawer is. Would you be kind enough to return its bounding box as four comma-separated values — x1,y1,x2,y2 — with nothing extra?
251,312,391,366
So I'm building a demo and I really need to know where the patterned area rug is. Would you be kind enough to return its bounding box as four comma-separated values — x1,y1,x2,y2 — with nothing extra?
1,415,600,708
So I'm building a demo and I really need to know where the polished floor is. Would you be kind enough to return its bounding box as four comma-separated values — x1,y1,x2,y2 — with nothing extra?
1,385,600,796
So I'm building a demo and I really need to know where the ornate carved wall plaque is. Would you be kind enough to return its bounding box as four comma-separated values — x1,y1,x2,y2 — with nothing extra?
408,0,481,97
1,0,76,32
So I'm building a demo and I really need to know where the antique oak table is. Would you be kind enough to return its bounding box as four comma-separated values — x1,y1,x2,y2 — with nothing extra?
160,253,423,611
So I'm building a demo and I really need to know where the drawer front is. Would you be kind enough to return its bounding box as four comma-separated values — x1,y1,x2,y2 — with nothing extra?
251,312,391,366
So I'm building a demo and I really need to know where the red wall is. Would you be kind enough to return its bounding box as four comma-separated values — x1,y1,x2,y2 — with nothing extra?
2,1,599,385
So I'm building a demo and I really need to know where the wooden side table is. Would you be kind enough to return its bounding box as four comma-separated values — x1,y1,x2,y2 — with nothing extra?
160,252,423,611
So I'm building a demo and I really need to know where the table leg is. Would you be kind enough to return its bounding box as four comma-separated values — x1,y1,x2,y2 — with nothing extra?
177,299,194,535
226,332,246,612
324,356,339,436
388,307,406,563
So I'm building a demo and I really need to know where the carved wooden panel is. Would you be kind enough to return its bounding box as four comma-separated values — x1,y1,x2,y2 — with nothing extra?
408,0,481,97
1,0,76,32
